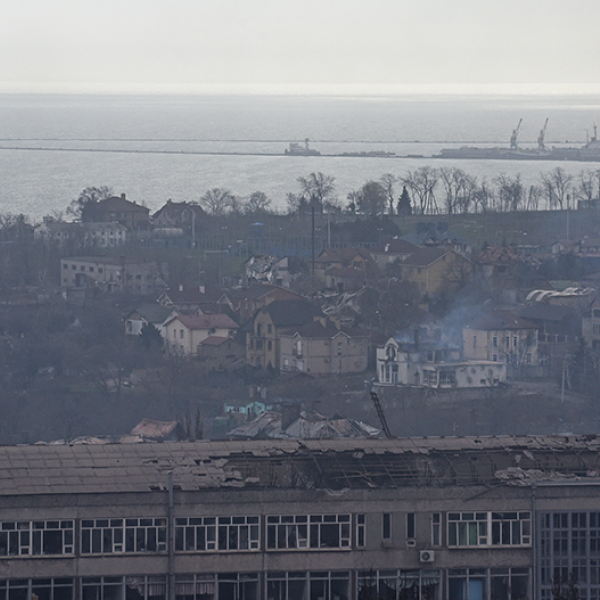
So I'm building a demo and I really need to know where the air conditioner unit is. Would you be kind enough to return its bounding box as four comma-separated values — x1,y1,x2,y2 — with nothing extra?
420,550,435,563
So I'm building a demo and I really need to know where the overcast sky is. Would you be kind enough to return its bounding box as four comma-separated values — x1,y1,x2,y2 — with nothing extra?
2,0,600,92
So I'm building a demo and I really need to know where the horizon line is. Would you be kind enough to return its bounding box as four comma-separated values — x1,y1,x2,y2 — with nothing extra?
1,82,600,96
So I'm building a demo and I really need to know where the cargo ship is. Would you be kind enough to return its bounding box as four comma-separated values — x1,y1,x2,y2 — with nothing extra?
284,139,321,156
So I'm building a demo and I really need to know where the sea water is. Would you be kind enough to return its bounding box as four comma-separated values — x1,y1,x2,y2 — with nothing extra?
1,91,600,220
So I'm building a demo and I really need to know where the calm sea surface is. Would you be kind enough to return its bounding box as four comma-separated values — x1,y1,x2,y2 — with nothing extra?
1,92,600,219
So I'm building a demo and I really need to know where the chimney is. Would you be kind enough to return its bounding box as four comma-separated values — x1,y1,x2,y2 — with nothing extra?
121,193,126,200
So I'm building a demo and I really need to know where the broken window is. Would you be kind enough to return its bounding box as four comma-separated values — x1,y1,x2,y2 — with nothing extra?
448,512,531,548
358,569,439,600
216,516,259,551
81,518,166,554
267,515,350,550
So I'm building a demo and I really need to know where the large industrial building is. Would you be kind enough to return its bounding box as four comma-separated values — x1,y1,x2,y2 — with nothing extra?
0,436,599,600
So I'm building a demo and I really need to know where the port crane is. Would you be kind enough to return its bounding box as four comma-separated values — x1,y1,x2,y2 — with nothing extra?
510,118,523,150
538,118,549,151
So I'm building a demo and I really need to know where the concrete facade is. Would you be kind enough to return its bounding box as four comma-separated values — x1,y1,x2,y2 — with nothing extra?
0,437,598,600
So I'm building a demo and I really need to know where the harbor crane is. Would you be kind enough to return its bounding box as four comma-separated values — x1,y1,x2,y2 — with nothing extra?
538,118,549,151
510,118,523,150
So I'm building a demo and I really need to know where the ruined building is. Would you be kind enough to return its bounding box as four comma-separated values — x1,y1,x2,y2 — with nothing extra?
0,436,599,600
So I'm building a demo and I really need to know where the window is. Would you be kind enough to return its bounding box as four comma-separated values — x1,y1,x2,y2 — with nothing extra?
180,329,184,339
356,514,365,548
448,568,529,600
81,518,167,554
0,520,74,556
447,512,531,548
217,572,258,600
175,516,259,552
439,370,456,385
267,515,350,550
473,335,477,348
267,341,272,351
0,578,75,600
174,574,215,600
382,513,392,541
82,575,167,600
267,324,272,334
358,569,440,600
431,513,441,546
267,571,348,600
337,342,342,356
513,336,518,348
406,513,415,540
493,336,498,347
217,516,260,551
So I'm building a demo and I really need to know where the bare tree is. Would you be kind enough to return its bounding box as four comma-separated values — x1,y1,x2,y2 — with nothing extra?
296,172,336,212
541,167,573,210
494,173,524,212
439,167,477,214
574,169,597,206
200,188,236,217
473,180,493,214
401,167,439,214
244,191,272,215
379,173,397,215
526,184,543,211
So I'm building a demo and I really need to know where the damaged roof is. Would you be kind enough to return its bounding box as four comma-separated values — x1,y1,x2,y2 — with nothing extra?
1,435,600,496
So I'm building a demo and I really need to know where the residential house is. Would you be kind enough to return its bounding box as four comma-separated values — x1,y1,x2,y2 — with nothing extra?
162,313,238,356
394,247,473,297
158,286,234,315
369,237,420,269
376,334,507,388
244,255,291,288
401,221,473,255
82,222,128,248
227,284,305,323
151,200,207,234
314,247,378,292
84,194,150,230
279,319,370,376
34,221,127,249
246,299,323,369
196,335,245,371
60,257,167,295
124,304,173,336
463,310,539,373
516,304,581,371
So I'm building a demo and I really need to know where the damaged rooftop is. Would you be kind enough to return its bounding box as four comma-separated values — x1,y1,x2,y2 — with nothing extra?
2,435,600,496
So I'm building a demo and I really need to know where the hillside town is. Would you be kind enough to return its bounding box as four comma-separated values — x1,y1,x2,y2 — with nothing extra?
2,158,600,600
0,178,599,447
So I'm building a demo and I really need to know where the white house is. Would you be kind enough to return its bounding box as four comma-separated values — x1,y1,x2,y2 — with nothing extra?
376,336,506,388
162,313,238,355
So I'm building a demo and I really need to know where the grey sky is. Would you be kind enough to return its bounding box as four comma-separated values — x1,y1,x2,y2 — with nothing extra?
2,0,599,90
